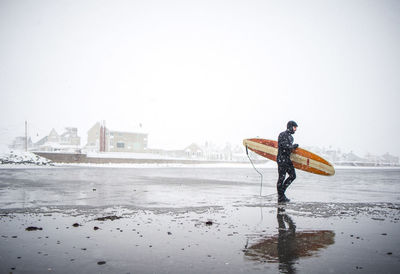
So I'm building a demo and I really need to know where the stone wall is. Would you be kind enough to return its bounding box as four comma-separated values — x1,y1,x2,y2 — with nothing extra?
33,152,231,164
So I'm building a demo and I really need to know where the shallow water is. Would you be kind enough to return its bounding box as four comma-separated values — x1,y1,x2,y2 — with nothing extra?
0,167,399,273
0,167,399,209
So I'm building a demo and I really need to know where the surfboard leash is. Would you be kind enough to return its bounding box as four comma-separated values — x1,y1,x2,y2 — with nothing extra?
245,145,263,196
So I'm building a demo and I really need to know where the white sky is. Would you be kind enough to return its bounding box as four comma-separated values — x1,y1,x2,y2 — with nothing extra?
1,0,399,156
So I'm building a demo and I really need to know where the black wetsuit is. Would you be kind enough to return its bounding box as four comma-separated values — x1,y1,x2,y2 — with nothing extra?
277,129,298,199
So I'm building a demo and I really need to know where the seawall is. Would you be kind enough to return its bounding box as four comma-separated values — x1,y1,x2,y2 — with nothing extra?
33,152,241,165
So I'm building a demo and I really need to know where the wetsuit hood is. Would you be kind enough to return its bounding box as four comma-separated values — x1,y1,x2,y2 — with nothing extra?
287,121,298,134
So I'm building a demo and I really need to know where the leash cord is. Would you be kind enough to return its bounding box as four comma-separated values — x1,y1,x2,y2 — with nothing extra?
246,146,263,196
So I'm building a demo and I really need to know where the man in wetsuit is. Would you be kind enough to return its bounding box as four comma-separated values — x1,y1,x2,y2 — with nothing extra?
277,121,299,203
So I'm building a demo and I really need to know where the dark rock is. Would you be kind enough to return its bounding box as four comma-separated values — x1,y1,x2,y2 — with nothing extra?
205,221,213,226
72,223,80,227
94,226,100,230
26,226,43,231
97,261,106,265
95,216,122,221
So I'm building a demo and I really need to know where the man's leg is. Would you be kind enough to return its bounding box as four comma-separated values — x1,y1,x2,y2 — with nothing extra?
282,162,296,195
277,164,288,201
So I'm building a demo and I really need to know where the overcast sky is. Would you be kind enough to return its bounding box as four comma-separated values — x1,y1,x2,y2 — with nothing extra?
1,0,399,156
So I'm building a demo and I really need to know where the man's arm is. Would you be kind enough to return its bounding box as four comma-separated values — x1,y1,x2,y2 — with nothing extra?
279,132,298,150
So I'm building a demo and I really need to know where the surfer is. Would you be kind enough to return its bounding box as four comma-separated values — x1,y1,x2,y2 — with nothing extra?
277,121,299,203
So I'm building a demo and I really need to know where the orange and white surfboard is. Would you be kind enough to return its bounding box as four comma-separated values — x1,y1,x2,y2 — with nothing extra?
243,138,335,176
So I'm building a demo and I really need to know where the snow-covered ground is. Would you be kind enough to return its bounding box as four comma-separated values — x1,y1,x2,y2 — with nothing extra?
86,151,183,160
2,151,399,170
55,161,276,169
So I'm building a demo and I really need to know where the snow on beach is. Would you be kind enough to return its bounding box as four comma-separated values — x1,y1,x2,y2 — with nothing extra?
2,150,400,172
55,161,277,169
0,151,53,167
1,151,399,170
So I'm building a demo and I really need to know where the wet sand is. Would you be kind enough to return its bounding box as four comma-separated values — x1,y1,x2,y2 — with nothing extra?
0,167,399,273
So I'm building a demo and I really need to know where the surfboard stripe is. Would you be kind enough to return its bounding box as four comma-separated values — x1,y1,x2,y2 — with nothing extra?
291,153,334,176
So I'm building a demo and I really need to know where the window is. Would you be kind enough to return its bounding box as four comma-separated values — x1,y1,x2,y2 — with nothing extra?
117,142,125,148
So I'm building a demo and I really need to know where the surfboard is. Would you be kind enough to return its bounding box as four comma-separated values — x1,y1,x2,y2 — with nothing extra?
243,138,335,176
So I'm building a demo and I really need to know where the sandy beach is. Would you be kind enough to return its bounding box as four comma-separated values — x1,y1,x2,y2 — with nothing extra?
0,166,399,273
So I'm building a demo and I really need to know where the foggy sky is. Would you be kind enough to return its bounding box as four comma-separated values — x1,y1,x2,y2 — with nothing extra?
1,0,399,156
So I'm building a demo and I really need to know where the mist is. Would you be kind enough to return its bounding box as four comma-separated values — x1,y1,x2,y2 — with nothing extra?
1,0,399,156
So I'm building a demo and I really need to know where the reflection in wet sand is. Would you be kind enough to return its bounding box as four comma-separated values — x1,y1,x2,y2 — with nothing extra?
244,207,335,273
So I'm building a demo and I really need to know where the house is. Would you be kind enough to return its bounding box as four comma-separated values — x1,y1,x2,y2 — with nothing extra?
33,128,81,152
184,143,203,158
60,128,80,146
202,141,224,160
86,122,148,153
381,153,399,165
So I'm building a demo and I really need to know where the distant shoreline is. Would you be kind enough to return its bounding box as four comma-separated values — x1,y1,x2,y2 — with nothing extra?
0,151,396,169
32,151,399,167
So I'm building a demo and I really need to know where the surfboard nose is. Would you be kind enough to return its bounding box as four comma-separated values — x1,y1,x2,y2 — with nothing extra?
326,164,335,176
